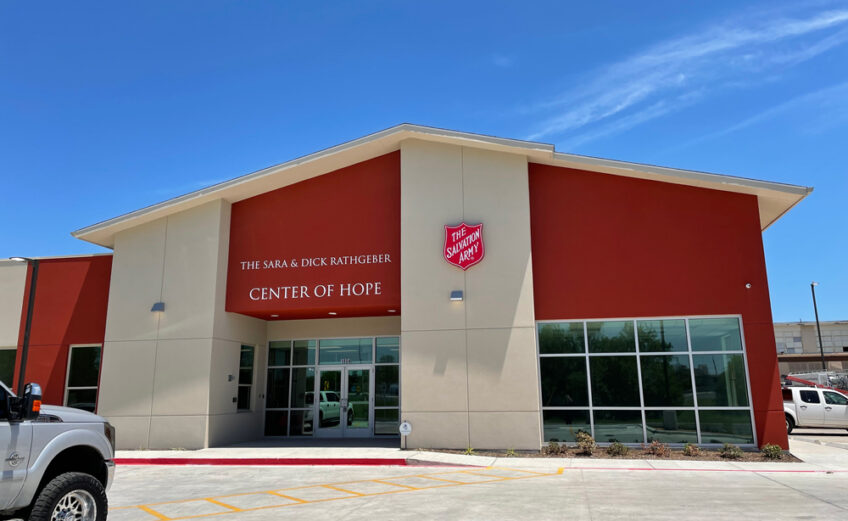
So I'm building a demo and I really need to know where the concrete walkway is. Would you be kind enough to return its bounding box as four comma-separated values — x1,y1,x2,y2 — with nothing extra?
114,431,848,472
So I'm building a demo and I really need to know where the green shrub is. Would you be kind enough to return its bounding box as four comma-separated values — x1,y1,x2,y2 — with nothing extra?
683,443,701,457
719,443,743,460
506,448,517,458
464,447,475,456
644,440,671,457
543,441,564,456
575,431,596,456
606,442,629,457
760,443,783,460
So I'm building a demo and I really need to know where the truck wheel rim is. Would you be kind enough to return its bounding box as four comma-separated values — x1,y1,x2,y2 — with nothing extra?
52,490,97,521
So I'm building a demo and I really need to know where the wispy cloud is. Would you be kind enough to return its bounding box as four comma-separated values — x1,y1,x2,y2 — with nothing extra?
674,80,848,150
525,6,848,145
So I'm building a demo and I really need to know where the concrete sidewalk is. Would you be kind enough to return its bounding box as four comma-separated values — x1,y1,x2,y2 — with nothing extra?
114,434,848,472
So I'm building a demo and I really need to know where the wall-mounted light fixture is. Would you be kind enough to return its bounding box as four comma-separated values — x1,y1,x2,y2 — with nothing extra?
450,290,464,301
151,302,165,312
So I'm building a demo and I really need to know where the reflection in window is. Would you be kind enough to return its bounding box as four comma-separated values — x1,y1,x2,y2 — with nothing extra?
593,410,643,443
645,410,697,443
238,345,254,411
693,354,749,406
540,357,588,406
65,345,102,413
538,322,585,354
543,410,590,442
689,318,743,352
587,321,635,353
589,356,639,406
638,320,687,352
640,355,693,406
698,410,754,444
539,317,755,445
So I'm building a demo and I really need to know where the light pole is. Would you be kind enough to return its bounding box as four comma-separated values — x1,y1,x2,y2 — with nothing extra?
810,282,826,371
9,256,39,395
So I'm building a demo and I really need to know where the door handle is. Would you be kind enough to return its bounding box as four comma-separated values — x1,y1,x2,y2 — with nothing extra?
800,406,807,409
825,407,833,410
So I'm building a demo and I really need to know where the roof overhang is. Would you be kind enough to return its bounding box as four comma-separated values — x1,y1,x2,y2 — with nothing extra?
72,123,812,248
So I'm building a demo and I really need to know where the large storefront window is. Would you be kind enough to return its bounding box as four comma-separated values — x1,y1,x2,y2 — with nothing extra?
264,336,400,437
538,316,754,445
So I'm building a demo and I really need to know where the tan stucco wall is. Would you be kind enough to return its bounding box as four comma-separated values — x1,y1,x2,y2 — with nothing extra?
399,139,541,450
0,262,27,348
98,200,266,449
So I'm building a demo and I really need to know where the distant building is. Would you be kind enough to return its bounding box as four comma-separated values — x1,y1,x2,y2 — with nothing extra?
775,321,848,374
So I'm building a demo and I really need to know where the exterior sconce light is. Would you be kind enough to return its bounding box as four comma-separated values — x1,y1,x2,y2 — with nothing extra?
151,302,165,312
450,290,464,301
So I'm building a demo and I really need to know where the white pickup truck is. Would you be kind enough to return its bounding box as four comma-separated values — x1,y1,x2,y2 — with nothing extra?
1,381,115,521
783,386,848,433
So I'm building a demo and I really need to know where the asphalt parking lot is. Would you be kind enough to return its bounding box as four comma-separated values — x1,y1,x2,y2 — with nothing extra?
107,461,848,520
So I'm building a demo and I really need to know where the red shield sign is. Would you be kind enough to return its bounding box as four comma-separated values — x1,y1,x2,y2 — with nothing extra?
444,222,484,270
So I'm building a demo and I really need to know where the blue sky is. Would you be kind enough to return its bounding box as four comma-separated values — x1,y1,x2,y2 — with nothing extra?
1,1,845,321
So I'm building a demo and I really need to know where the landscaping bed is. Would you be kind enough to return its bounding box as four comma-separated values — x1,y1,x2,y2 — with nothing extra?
427,438,800,462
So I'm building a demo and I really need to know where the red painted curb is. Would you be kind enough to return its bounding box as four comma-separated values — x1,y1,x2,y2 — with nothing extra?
114,458,409,466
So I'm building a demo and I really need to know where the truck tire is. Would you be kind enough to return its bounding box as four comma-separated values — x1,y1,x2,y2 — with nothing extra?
28,472,107,521
785,414,795,434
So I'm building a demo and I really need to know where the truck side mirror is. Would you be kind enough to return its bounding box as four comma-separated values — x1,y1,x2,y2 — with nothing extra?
20,382,42,421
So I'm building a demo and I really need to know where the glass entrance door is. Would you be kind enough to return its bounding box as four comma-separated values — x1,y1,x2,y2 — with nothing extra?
315,366,372,437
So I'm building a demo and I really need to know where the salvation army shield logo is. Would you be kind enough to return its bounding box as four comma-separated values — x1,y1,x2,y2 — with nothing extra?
444,222,484,270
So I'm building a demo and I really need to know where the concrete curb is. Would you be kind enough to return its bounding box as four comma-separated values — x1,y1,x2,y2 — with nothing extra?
114,457,410,466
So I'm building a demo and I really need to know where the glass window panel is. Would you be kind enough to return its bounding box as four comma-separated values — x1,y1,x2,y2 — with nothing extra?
268,341,291,366
68,346,101,388
538,322,585,354
824,392,848,405
239,345,254,369
376,337,400,363
693,354,749,406
292,340,316,365
238,369,253,384
645,410,697,443
264,411,288,436
347,369,370,428
542,410,590,443
289,410,314,436
290,368,315,408
637,320,687,352
66,389,97,412
640,355,694,406
266,368,290,409
374,409,399,435
375,366,399,406
237,386,251,410
800,390,820,404
587,321,636,353
689,318,743,352
593,410,644,443
540,357,588,407
698,410,754,444
589,356,640,406
0,350,16,387
319,338,373,365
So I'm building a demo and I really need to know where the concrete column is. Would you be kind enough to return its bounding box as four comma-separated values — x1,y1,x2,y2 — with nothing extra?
400,139,541,450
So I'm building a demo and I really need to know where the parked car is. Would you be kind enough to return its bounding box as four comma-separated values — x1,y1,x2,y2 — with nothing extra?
0,381,115,521
783,386,848,433
304,391,355,427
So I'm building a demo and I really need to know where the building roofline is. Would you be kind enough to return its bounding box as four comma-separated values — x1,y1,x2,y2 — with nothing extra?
72,123,812,248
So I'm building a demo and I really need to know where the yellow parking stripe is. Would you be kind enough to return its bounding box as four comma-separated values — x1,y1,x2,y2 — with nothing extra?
111,467,562,520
